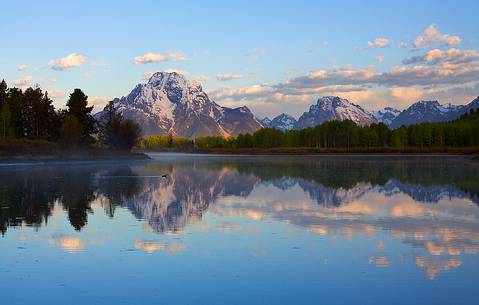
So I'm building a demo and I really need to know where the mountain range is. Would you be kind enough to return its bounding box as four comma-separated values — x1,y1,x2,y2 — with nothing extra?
99,71,479,136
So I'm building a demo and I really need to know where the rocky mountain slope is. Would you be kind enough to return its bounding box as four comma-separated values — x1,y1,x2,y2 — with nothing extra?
102,72,263,137
261,113,297,131
295,96,377,129
390,100,463,128
372,107,401,126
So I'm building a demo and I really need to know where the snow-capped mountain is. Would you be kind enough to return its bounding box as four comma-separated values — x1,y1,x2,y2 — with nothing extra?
463,96,479,114
295,96,377,129
262,113,297,131
390,100,464,128
102,72,263,137
259,117,272,127
372,107,401,126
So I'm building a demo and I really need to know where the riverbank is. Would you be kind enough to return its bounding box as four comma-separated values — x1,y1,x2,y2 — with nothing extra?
0,139,150,162
145,146,479,155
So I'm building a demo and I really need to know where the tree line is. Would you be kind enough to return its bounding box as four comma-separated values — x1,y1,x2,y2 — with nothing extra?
0,80,141,150
143,108,479,150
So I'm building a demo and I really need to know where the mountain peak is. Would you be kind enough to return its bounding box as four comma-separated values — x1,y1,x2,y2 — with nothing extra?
390,100,464,128
296,96,376,129
102,71,261,137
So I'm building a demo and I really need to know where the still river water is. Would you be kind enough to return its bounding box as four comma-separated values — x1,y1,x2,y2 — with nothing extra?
1,154,478,305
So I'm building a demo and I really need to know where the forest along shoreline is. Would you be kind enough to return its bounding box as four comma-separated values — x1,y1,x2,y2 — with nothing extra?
0,81,146,162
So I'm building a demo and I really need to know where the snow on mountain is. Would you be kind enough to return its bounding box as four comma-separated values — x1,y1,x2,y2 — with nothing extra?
262,113,297,131
372,107,401,127
462,96,479,114
101,72,263,137
295,96,377,129
390,100,464,128
260,117,272,126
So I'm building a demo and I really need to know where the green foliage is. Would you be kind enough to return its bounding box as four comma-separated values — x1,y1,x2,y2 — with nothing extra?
143,134,194,150
0,103,11,139
66,89,96,144
98,101,142,151
117,119,142,150
60,115,82,148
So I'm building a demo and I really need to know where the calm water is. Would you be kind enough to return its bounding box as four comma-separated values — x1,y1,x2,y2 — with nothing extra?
1,154,479,305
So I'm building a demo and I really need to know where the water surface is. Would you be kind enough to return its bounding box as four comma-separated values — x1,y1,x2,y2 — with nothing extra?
1,154,478,305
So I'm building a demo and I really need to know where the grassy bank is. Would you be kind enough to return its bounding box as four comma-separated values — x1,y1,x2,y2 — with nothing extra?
145,146,479,155
0,139,150,162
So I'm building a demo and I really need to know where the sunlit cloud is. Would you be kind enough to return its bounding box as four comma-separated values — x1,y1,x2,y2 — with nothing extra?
133,52,187,64
412,24,461,50
89,96,111,111
48,90,67,99
367,38,390,48
375,55,385,62
403,48,479,65
84,70,97,78
192,75,210,83
17,64,28,72
12,75,33,87
216,73,243,81
48,53,86,71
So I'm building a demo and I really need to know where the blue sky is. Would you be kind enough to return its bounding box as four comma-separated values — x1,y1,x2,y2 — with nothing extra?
1,0,479,117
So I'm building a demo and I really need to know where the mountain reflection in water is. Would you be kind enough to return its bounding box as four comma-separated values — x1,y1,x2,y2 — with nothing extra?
1,155,479,280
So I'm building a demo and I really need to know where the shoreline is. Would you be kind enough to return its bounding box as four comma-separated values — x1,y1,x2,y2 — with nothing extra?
142,147,479,156
0,151,150,164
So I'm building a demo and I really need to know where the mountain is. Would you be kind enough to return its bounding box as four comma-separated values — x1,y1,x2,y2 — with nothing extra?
262,113,297,131
102,72,263,137
463,96,479,114
295,96,377,129
260,117,272,127
390,100,464,128
372,107,401,126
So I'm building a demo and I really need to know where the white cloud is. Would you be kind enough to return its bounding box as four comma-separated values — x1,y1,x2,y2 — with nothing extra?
48,53,86,71
375,55,385,62
84,70,97,78
163,68,188,75
192,75,210,83
211,84,274,100
412,24,461,50
403,48,479,65
367,38,390,48
48,90,67,99
216,73,243,81
133,52,187,64
12,75,33,87
397,42,408,49
17,64,28,72
37,77,57,84
89,96,111,111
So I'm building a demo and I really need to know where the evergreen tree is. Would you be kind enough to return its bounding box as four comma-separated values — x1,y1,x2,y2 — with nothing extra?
0,103,11,138
66,89,95,144
6,87,25,137
60,115,82,147
0,80,7,107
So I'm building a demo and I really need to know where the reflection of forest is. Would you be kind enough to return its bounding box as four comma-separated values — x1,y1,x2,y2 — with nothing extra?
0,156,478,235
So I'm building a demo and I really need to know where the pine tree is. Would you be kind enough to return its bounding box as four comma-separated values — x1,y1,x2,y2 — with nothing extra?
66,89,95,144
7,87,25,137
0,80,7,108
0,103,11,138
